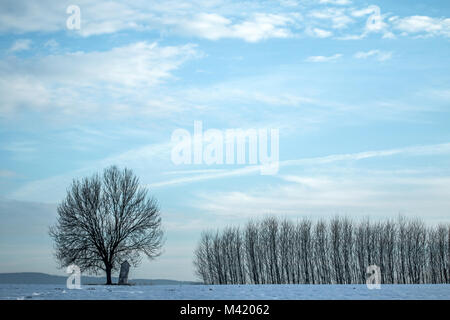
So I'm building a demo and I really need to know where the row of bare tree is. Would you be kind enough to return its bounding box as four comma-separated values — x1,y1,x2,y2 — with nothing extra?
194,216,450,284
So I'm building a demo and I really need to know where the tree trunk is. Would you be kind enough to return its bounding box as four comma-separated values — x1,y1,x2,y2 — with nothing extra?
106,265,112,285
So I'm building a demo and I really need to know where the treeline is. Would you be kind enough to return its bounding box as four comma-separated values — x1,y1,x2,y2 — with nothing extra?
194,216,450,285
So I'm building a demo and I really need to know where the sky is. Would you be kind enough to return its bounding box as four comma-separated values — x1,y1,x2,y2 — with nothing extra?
0,0,449,281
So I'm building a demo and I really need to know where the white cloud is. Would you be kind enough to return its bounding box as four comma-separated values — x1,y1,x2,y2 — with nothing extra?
44,39,59,49
178,13,297,42
282,143,450,166
0,76,51,114
182,83,314,108
354,50,392,61
337,33,365,40
77,1,150,37
428,89,450,100
393,15,450,37
351,6,375,18
179,13,232,40
0,42,199,116
193,173,450,222
309,8,353,29
49,42,198,87
0,0,64,33
8,140,173,203
382,31,396,39
319,0,351,5
9,39,32,52
0,1,300,42
307,27,333,38
232,13,297,42
147,142,450,188
366,19,388,34
8,141,450,205
1,141,36,154
0,0,449,42
148,166,262,188
305,53,342,62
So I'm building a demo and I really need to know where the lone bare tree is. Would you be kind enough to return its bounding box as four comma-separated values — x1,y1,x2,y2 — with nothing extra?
49,166,164,285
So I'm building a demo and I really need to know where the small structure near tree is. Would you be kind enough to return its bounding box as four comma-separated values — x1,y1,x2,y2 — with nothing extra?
118,261,130,285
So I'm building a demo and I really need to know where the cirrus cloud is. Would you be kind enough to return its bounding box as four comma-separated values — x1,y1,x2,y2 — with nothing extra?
392,15,450,37
354,50,392,62
305,53,342,62
0,41,200,116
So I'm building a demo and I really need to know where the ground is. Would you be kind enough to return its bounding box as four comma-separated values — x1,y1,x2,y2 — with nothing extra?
0,284,449,300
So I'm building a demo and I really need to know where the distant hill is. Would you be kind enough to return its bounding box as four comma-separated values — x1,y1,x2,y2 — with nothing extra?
0,272,201,285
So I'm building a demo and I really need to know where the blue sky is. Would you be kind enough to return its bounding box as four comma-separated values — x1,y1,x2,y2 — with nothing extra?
0,0,450,281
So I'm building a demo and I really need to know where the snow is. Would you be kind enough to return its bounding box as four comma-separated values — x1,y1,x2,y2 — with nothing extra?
0,284,448,300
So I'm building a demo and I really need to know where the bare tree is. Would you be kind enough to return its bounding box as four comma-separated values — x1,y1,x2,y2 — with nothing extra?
329,217,343,284
194,215,449,285
49,166,164,285
244,220,260,284
313,219,330,284
261,217,281,284
194,231,214,284
397,215,409,284
341,217,354,284
297,219,313,284
382,219,396,284
279,219,296,283
355,219,368,283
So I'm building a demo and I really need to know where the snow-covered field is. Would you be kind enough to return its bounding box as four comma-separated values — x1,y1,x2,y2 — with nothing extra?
0,284,449,300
